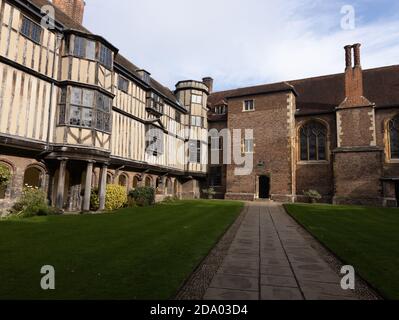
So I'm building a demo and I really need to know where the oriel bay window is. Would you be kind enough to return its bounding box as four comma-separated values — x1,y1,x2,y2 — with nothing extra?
299,121,327,161
58,87,112,133
70,35,113,69
74,36,96,60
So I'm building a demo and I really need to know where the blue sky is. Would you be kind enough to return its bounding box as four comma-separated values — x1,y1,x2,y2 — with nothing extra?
83,0,399,91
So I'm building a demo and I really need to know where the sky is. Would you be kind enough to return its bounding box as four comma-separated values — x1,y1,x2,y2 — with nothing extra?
84,0,399,92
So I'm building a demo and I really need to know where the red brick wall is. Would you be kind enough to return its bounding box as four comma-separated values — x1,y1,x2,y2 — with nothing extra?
333,151,383,205
225,92,295,202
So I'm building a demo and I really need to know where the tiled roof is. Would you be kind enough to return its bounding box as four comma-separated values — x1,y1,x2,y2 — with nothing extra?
209,65,399,115
207,82,295,106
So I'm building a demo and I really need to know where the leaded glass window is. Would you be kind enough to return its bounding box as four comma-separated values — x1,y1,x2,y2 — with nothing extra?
300,122,327,161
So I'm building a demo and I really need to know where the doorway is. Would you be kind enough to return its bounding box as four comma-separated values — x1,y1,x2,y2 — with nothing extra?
259,176,270,199
395,182,399,207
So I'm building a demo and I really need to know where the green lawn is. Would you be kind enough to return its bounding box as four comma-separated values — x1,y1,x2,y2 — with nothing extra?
0,200,243,300
284,203,399,300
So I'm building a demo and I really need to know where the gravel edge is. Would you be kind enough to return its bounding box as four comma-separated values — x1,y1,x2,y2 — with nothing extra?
174,206,248,300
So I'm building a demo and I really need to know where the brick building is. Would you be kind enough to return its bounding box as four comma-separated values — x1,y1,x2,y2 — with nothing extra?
208,45,399,206
1,0,399,214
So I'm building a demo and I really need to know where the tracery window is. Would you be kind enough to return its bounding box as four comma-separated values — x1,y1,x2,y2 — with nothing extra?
300,121,327,161
389,116,399,159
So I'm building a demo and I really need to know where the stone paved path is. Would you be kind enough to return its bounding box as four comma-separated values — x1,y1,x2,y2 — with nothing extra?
204,202,358,300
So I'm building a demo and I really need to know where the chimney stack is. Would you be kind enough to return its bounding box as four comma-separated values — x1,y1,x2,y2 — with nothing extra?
202,77,214,93
52,0,86,25
339,43,371,108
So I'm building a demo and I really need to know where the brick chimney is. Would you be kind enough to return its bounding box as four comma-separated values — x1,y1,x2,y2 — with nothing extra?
202,77,214,93
52,0,85,25
339,43,372,108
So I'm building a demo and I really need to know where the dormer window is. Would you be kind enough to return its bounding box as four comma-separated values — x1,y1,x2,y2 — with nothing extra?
146,92,164,116
20,17,42,44
137,70,151,84
214,105,227,115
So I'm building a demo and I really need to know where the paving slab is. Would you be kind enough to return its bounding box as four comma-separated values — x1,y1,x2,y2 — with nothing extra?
203,202,358,300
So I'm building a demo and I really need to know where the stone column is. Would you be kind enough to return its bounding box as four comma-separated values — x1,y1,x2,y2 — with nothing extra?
56,159,68,209
83,161,94,212
99,164,108,211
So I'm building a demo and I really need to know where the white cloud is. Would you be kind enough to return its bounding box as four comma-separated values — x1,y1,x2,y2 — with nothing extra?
84,0,399,91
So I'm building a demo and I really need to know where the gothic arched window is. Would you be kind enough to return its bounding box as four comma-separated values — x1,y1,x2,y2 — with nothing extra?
300,121,327,161
389,116,399,159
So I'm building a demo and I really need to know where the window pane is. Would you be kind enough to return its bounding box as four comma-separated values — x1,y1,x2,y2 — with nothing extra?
211,137,219,150
99,45,112,68
31,24,41,43
71,87,82,105
86,40,96,60
69,106,81,126
300,132,308,161
82,108,93,127
21,18,30,37
74,37,85,57
390,118,399,159
318,134,326,160
309,133,317,161
82,90,94,107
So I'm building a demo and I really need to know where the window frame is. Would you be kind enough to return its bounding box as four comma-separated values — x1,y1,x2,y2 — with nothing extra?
191,116,203,128
298,121,328,163
99,43,113,70
20,16,42,44
58,86,112,133
73,36,96,61
118,75,129,93
191,94,203,105
388,115,399,160
189,140,201,164
214,105,227,115
243,100,255,112
243,138,254,154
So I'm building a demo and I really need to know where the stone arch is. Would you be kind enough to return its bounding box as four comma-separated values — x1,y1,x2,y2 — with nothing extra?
23,163,47,189
144,175,153,187
106,172,114,185
132,175,140,189
118,173,129,189
0,159,15,200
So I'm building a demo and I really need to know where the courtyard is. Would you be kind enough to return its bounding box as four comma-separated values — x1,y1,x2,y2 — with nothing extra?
0,200,243,300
